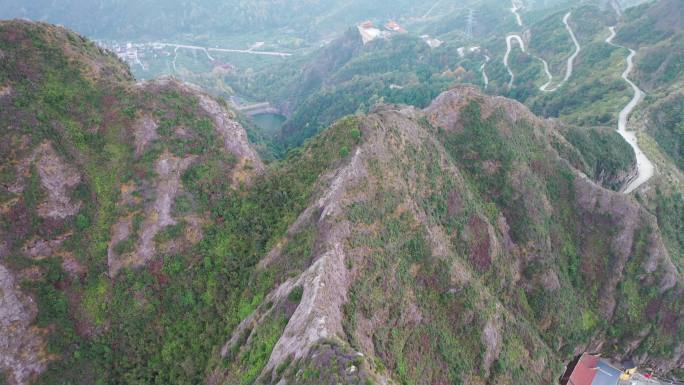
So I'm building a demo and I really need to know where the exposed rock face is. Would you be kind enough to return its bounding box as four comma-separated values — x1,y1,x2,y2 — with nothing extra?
8,142,81,219
108,151,195,276
33,142,82,219
133,115,158,156
107,217,133,276
22,233,71,260
256,150,367,379
194,92,264,174
597,164,638,193
139,153,194,256
481,316,503,376
216,148,366,384
60,253,85,278
540,269,561,291
147,78,264,175
210,86,684,385
464,214,500,272
0,84,10,98
425,85,542,134
574,175,678,317
103,79,263,276
0,264,49,385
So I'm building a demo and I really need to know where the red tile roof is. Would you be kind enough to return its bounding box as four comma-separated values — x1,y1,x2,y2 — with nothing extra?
568,354,599,385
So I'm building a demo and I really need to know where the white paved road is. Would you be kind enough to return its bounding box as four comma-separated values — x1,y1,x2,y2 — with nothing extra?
481,54,490,89
511,0,524,27
538,56,555,91
156,42,292,57
561,12,581,85
504,35,526,88
606,26,655,194
539,12,580,92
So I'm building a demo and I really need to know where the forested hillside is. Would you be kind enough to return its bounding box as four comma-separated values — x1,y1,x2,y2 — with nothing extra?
1,19,684,385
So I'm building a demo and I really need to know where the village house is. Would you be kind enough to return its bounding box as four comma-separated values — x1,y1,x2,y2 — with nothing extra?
560,354,639,385
357,21,387,45
385,20,407,33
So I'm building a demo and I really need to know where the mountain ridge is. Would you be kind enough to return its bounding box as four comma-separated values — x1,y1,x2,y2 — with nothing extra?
1,18,683,385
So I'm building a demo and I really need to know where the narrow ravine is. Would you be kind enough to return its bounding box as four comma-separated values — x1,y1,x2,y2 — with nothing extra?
504,35,526,88
606,26,655,193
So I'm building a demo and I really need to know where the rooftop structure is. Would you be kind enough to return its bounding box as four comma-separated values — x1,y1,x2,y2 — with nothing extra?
385,20,407,33
560,354,624,385
421,35,443,49
359,20,374,29
357,21,388,45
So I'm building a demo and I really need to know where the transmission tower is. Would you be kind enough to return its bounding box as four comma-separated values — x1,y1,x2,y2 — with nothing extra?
465,8,475,40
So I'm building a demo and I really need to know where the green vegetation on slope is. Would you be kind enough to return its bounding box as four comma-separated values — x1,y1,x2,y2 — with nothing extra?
0,20,363,385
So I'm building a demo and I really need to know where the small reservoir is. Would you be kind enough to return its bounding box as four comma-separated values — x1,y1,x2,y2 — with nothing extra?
252,113,286,136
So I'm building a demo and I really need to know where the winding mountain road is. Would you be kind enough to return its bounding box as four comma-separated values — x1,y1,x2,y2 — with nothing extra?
605,26,655,193
538,57,554,91
481,54,490,89
511,0,524,27
501,0,527,88
560,12,581,85
156,42,292,58
499,1,652,192
504,35,526,88
538,12,580,92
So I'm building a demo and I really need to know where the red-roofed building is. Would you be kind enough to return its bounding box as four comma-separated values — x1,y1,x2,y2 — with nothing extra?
560,354,622,385
564,354,600,385
385,20,407,33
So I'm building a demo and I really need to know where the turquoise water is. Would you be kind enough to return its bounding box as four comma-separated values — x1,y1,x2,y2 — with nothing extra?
252,113,286,135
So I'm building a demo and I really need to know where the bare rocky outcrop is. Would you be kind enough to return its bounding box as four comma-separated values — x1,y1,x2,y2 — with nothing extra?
107,217,133,276
463,214,501,272
133,115,158,156
0,264,50,385
213,148,367,384
105,79,263,276
8,142,82,219
138,152,195,258
540,269,561,291
0,84,11,98
481,316,503,376
108,151,195,276
573,175,678,317
194,92,264,175
22,233,71,260
261,241,351,376
33,142,82,219
142,77,264,176
425,85,544,134
61,253,86,278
